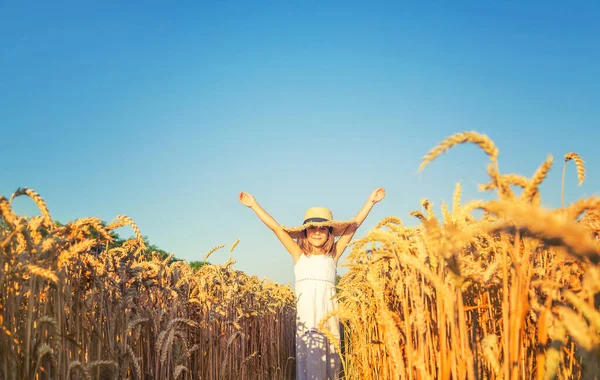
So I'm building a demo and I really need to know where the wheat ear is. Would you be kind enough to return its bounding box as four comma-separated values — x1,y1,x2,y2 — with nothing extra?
9,187,53,228
419,131,499,172
204,243,226,263
565,152,586,185
111,214,146,250
0,196,18,227
562,152,586,208
522,155,553,202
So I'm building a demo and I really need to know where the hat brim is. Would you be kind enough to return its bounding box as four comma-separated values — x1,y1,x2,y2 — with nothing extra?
282,220,355,239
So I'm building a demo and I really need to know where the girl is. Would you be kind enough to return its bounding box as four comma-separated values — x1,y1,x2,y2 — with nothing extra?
239,188,385,380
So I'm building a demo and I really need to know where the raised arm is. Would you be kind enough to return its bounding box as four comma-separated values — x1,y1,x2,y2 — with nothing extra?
239,192,303,262
334,187,386,264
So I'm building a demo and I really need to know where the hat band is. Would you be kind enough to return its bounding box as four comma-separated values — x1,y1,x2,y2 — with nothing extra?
303,217,329,224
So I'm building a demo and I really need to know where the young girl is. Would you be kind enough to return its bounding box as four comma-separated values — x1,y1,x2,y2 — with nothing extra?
239,188,386,380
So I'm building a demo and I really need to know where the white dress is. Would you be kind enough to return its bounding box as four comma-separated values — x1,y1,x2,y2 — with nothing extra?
294,253,341,380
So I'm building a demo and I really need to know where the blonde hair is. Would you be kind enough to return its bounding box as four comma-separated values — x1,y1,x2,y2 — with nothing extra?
296,227,336,257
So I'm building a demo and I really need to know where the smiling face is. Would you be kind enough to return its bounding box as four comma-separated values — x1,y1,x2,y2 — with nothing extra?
296,223,336,256
305,226,331,248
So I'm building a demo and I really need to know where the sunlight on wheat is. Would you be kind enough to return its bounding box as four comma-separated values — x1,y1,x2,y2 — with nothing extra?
2,131,599,379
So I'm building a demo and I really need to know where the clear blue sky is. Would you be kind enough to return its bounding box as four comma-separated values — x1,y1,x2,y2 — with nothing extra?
2,1,599,286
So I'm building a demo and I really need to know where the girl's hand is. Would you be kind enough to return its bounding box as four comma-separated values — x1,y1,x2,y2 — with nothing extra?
239,192,257,208
369,187,386,204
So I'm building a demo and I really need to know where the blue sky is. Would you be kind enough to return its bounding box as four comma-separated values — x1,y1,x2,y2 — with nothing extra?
2,1,599,286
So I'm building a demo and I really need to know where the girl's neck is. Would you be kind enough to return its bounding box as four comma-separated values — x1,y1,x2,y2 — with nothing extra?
309,246,327,255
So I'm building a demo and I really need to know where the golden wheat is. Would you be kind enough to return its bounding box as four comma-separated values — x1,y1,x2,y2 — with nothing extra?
1,190,295,380
9,187,53,228
4,131,600,379
565,152,586,185
419,130,499,172
562,152,586,208
330,132,600,380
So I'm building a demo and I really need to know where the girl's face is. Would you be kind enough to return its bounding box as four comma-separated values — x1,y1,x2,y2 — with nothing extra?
305,226,330,248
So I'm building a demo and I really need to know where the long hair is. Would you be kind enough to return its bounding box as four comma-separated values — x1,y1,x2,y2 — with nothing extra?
296,227,335,257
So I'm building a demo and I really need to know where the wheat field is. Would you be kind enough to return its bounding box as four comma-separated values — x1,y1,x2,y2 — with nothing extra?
2,131,600,379
0,193,295,379
326,132,600,379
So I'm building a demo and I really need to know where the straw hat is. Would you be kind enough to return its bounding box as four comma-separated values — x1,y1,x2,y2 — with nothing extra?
282,207,354,239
